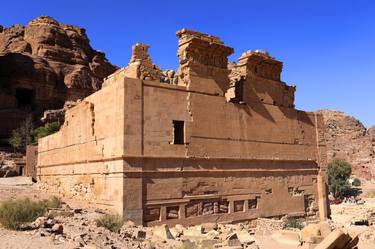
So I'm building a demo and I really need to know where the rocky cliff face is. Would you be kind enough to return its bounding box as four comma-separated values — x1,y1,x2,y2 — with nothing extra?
368,126,375,141
0,16,117,90
318,110,375,179
0,16,118,145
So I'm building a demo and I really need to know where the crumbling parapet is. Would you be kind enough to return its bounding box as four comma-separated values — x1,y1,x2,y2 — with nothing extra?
175,29,234,93
122,43,178,84
124,43,163,81
226,50,296,107
237,50,283,81
41,100,80,125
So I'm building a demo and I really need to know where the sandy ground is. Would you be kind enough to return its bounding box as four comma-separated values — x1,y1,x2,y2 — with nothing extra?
0,178,375,249
0,181,77,249
0,229,70,249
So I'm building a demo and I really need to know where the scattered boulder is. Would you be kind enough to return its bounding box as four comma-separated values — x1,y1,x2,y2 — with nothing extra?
51,224,63,234
32,216,48,228
201,222,218,232
225,232,242,247
271,230,301,246
300,221,332,243
169,227,181,238
236,229,256,245
183,225,204,237
47,209,74,218
206,229,220,239
152,224,174,240
174,224,184,234
199,239,221,248
314,229,357,249
135,230,147,241
73,235,86,246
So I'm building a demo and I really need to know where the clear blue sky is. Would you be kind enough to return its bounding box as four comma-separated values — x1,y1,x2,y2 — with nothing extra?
2,1,374,127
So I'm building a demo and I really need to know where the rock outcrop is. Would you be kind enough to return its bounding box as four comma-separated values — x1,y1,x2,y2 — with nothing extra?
0,16,118,145
318,110,375,179
368,126,375,141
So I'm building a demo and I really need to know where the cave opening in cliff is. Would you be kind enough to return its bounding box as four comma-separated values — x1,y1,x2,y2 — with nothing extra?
15,88,34,109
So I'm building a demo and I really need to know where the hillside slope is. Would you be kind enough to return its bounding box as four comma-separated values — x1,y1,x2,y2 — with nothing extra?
318,110,375,179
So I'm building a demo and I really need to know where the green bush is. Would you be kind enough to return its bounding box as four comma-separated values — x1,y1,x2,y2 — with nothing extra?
32,122,60,141
283,217,304,230
95,214,124,233
352,178,361,187
328,159,352,199
0,198,46,230
8,118,60,152
8,130,22,152
8,116,33,152
0,196,63,230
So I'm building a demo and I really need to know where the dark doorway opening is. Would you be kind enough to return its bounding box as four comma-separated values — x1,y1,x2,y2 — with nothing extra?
19,166,24,176
15,88,34,108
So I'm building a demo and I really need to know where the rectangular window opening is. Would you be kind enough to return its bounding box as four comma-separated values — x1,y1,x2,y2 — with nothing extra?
234,200,244,212
172,120,184,144
144,207,161,222
166,206,179,219
248,197,259,209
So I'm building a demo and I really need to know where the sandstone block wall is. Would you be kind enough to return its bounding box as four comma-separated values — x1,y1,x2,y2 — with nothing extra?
25,145,38,179
38,77,126,213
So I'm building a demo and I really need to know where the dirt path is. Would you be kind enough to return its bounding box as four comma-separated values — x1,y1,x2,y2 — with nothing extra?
0,228,72,249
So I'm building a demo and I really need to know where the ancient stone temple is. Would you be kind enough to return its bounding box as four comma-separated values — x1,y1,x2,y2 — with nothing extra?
37,29,329,226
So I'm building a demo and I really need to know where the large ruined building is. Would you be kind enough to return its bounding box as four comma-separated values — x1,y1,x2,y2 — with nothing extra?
37,29,329,226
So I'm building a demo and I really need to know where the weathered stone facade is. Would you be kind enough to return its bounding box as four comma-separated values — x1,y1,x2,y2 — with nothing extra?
37,29,329,226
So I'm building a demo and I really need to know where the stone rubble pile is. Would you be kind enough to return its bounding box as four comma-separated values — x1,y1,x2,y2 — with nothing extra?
8,198,375,249
0,151,16,171
0,151,22,177
18,201,263,249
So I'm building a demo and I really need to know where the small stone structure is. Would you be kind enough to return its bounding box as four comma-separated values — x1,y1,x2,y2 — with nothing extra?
25,145,38,179
37,29,329,226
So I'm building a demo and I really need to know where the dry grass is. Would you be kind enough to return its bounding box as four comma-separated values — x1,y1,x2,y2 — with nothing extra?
283,217,304,230
95,214,124,233
0,198,45,230
0,196,62,230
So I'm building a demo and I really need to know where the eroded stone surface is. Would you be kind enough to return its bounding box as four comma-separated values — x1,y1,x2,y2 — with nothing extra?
318,110,375,179
0,16,118,144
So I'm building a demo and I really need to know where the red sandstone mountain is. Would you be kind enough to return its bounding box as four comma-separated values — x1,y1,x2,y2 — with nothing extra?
0,16,118,144
318,110,375,179
0,16,118,90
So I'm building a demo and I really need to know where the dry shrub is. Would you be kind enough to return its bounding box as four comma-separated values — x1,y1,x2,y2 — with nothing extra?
0,198,45,230
0,196,62,230
283,217,304,230
42,196,62,209
95,214,124,233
